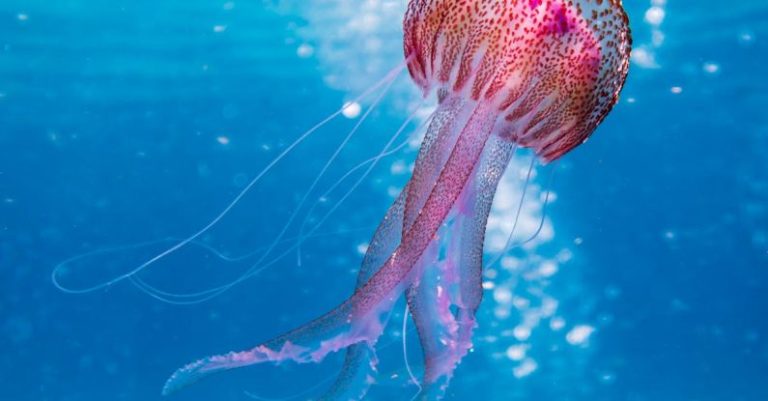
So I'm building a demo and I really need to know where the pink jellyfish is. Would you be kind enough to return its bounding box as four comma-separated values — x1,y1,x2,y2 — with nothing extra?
154,0,632,399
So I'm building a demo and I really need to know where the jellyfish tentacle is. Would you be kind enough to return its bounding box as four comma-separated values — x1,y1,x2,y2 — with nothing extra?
163,100,499,397
507,161,557,249
319,94,474,400
296,102,429,267
484,154,536,269
406,135,515,400
51,62,406,298
404,93,469,231
127,78,398,305
291,107,431,401
317,189,407,401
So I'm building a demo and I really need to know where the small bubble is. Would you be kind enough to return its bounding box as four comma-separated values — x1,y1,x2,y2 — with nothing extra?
342,102,361,119
494,306,511,320
670,86,683,94
651,30,665,47
505,344,528,361
17,13,29,21
213,25,227,33
738,31,755,45
387,186,400,198
297,43,315,58
216,136,230,145
513,325,531,341
493,287,512,304
356,243,368,255
703,62,720,74
644,7,665,26
599,371,617,384
631,47,658,69
512,296,530,310
566,325,595,345
390,160,406,175
500,256,519,270
537,261,558,277
513,358,538,378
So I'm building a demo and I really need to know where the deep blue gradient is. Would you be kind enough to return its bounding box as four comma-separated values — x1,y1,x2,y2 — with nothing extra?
1,1,766,401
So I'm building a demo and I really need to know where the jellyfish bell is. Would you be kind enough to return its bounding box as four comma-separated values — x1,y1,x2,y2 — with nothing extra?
404,0,631,160
54,1,631,400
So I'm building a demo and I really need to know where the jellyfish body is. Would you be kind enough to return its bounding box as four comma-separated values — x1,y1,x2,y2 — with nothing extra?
162,1,631,399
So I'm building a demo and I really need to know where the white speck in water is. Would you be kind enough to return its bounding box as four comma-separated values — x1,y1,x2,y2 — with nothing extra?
17,13,29,21
512,296,530,310
513,358,538,378
342,102,361,119
390,160,406,175
493,287,512,304
494,306,510,320
537,261,558,277
703,62,720,74
644,6,665,26
297,43,315,58
505,344,528,361
500,256,519,270
356,243,368,255
566,325,595,345
513,325,531,341
213,25,227,33
651,30,665,47
670,86,683,94
216,136,230,145
550,316,566,331
738,31,755,45
387,186,400,198
599,371,617,384
631,47,659,69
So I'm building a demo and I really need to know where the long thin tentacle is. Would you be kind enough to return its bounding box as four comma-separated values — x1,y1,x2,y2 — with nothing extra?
51,62,406,296
297,101,429,267
132,77,398,304
161,100,499,396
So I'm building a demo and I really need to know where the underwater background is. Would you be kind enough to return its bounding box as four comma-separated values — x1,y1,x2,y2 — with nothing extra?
1,0,766,400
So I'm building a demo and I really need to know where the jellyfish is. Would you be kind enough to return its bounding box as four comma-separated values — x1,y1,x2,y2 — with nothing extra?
151,0,632,399
54,0,631,399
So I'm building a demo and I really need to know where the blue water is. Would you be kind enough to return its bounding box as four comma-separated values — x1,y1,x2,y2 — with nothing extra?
1,1,766,400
